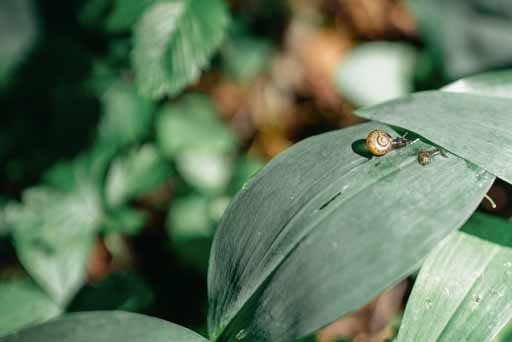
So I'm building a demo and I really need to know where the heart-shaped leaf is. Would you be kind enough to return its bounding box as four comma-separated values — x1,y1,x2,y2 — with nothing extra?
0,311,208,342
355,91,512,184
207,121,493,341
396,212,512,341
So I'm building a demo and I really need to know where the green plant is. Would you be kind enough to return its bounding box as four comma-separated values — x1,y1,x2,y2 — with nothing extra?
3,0,512,341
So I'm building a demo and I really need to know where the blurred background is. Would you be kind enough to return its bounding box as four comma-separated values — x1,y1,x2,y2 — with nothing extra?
1,0,512,341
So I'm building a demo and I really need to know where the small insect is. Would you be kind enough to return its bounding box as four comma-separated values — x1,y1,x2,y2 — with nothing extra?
366,130,411,156
417,148,447,166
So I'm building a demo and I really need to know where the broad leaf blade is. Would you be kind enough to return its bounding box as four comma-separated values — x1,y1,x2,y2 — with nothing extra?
0,311,208,342
207,122,494,341
355,91,512,184
443,70,512,98
133,0,229,99
0,281,61,337
397,212,512,341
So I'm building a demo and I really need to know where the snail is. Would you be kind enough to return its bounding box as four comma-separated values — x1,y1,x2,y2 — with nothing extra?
418,148,447,166
366,130,411,156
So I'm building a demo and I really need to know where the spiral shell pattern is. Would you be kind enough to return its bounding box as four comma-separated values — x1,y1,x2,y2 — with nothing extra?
366,130,393,156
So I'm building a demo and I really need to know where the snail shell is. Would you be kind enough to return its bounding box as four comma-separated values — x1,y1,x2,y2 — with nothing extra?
366,130,393,156
418,151,431,166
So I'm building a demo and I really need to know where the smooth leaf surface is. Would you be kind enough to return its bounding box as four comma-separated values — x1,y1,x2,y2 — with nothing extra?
397,212,512,341
443,70,512,98
355,91,512,184
334,42,417,107
133,0,229,99
0,311,208,342
0,281,61,337
207,122,494,341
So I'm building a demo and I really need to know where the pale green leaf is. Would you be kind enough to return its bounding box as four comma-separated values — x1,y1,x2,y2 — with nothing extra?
355,91,512,184
133,0,229,99
105,144,171,207
397,212,512,341
7,186,102,304
167,195,213,242
207,122,493,341
0,281,61,337
0,311,208,342
443,70,512,98
335,42,417,107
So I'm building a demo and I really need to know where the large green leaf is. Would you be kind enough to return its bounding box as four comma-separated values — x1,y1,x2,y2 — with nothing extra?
0,311,208,342
5,186,102,304
207,121,494,341
443,70,512,98
133,0,229,99
397,212,512,341
355,91,512,184
0,281,61,337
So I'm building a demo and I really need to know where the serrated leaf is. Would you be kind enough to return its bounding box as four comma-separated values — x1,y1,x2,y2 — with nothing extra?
98,81,154,148
0,280,61,337
133,0,229,99
105,144,171,207
207,121,493,341
443,69,512,98
355,91,512,184
334,42,417,107
0,311,208,342
157,93,237,194
396,212,512,341
7,186,102,304
104,0,155,33
0,0,37,88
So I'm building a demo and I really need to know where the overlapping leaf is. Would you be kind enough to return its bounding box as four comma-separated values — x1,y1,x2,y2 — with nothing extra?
207,121,493,341
397,212,512,341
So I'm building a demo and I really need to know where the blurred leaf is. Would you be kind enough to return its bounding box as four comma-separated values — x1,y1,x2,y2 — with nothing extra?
6,186,102,304
68,271,153,312
408,0,512,80
157,94,237,194
0,280,61,337
100,207,146,235
133,0,229,99
443,69,512,98
78,0,111,29
221,33,274,83
0,0,38,88
98,81,154,148
397,212,512,341
0,311,208,342
207,122,493,341
104,0,155,33
105,144,171,207
167,195,213,242
355,90,512,184
335,42,417,107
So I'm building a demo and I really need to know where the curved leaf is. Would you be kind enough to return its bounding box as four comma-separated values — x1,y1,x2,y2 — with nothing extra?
0,281,61,336
133,0,229,99
0,311,208,342
397,212,512,341
207,122,494,341
443,70,512,98
355,91,512,184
